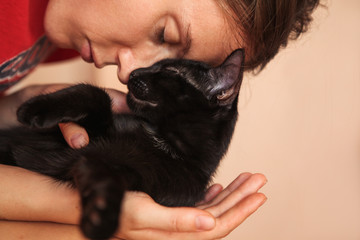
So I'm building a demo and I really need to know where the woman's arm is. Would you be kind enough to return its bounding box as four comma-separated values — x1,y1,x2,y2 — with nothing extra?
0,221,90,240
0,164,81,224
0,165,266,239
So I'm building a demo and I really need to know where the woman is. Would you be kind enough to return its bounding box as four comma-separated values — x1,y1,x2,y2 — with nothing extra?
0,0,319,239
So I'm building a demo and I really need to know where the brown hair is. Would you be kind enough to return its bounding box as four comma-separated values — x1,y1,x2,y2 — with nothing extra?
218,0,321,71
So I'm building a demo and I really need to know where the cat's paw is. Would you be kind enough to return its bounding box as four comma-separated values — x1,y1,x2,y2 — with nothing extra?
80,182,122,239
17,93,86,129
17,95,59,128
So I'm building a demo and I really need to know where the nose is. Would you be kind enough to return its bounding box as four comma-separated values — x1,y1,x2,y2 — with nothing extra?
117,48,137,84
117,47,173,84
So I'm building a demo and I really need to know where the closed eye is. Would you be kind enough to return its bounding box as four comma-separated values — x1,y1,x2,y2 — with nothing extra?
156,27,166,44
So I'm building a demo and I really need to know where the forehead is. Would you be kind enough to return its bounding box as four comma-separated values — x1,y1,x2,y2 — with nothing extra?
175,0,241,66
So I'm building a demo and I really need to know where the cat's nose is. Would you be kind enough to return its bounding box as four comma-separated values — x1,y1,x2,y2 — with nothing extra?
117,66,134,85
129,71,137,80
129,69,141,80
129,67,150,80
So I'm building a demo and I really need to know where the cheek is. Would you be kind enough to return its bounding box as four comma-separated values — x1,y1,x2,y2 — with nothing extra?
90,11,156,47
45,0,168,50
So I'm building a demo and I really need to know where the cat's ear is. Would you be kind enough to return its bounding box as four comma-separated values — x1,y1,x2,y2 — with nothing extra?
209,49,244,106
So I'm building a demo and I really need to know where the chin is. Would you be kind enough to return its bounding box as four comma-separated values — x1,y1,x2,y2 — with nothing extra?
44,5,76,49
45,29,78,50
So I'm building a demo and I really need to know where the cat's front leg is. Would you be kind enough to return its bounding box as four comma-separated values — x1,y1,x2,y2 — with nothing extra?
17,84,113,132
73,155,125,239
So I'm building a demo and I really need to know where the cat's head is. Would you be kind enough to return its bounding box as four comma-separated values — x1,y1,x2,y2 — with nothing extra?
127,49,244,122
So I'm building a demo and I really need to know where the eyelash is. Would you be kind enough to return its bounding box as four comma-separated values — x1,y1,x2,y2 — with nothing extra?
157,27,166,44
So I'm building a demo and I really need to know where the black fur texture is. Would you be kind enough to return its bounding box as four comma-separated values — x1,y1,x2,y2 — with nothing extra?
0,49,244,239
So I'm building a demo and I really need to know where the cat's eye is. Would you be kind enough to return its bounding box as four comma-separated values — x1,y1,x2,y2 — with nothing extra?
217,89,234,100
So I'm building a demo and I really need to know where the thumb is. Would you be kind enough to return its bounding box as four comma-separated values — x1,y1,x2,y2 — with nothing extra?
121,192,216,232
142,205,216,232
59,122,89,149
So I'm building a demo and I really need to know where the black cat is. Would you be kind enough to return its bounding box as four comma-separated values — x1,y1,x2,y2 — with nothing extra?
0,49,244,239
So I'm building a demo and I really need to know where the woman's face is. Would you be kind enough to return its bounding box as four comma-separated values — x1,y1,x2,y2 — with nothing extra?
45,0,241,84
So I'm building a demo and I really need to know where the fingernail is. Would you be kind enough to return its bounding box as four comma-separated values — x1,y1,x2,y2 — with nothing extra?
196,215,215,230
71,134,87,149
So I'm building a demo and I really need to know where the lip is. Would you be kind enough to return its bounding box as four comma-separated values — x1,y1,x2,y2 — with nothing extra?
80,40,103,68
80,39,93,63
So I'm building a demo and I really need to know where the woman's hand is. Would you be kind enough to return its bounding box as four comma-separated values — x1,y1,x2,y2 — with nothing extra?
115,173,267,240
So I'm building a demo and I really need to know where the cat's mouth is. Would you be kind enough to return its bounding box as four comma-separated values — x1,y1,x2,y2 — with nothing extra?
128,78,158,108
128,92,158,108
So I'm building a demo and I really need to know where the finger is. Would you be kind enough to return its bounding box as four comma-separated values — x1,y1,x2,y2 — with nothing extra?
196,184,223,206
58,122,89,149
135,204,215,232
198,172,252,209
207,192,267,239
205,173,267,217
105,89,130,113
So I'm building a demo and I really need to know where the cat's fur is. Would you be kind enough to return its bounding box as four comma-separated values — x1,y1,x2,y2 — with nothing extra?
0,49,244,239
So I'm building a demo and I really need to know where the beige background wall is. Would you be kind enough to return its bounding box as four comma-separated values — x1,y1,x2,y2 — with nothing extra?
10,1,360,239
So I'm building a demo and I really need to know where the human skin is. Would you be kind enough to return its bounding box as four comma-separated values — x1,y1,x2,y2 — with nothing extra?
43,0,240,83
0,0,268,239
0,166,267,239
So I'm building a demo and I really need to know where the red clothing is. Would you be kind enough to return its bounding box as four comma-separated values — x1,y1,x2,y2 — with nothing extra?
0,1,78,95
